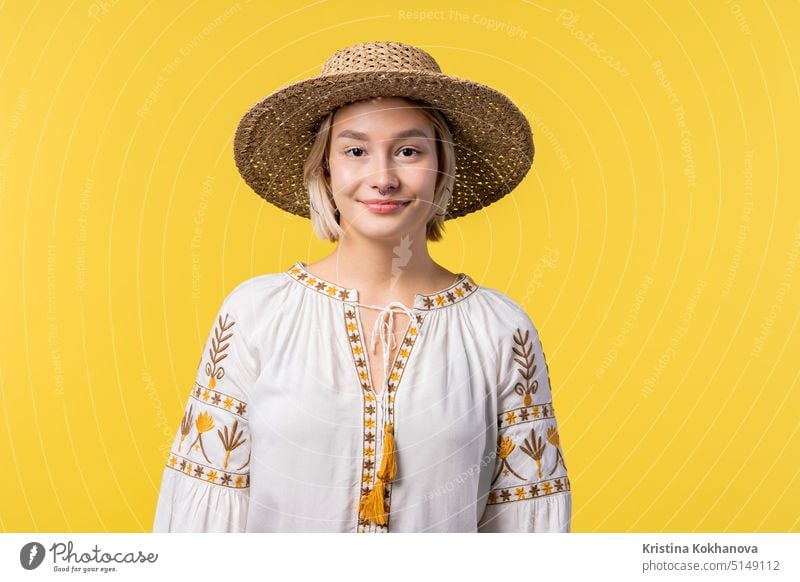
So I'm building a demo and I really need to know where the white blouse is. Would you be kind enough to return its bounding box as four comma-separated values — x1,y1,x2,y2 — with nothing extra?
152,261,572,533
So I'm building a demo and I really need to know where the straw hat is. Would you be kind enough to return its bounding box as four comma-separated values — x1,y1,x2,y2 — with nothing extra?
233,41,534,220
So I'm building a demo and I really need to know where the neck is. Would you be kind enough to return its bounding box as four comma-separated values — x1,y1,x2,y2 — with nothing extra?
325,231,446,303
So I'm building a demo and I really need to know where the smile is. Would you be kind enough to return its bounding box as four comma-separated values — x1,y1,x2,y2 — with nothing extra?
360,200,412,214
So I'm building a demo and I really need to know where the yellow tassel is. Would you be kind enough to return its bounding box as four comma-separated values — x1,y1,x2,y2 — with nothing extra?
379,423,397,481
359,423,397,525
359,476,388,525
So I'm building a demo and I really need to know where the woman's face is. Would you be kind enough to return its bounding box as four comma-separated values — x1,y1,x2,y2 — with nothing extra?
327,97,439,241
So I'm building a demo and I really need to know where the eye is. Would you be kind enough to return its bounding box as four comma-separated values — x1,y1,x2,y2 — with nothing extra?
399,147,419,157
344,147,365,157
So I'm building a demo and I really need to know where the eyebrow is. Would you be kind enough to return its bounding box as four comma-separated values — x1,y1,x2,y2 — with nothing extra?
334,128,432,141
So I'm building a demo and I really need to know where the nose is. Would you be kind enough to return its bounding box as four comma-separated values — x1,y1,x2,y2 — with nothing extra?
368,153,399,195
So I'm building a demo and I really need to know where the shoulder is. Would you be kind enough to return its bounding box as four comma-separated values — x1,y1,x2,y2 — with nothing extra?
222,271,293,313
474,285,553,402
472,284,542,340
220,272,293,322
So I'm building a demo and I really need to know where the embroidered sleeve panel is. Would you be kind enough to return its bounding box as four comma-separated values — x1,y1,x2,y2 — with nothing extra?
488,310,570,506
165,384,251,489
164,295,254,490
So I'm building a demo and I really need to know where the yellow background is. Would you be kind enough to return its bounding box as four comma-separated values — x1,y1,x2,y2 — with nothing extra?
1,0,798,532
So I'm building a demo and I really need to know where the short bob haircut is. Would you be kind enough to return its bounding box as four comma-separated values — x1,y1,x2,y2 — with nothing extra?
303,97,456,242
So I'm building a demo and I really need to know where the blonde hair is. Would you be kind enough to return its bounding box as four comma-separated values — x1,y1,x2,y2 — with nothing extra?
303,98,456,242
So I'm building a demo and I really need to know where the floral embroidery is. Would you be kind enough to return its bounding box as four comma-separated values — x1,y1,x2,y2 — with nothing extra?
345,306,425,533
204,314,235,388
178,405,193,452
487,476,570,505
167,453,249,489
287,262,482,531
489,402,569,503
491,436,524,485
547,426,567,476
166,305,250,495
168,394,250,489
286,262,478,310
498,401,555,429
217,420,247,469
519,427,546,479
490,412,569,504
191,382,247,419
189,411,215,463
512,327,538,406
287,264,358,302
416,276,477,310
487,324,569,506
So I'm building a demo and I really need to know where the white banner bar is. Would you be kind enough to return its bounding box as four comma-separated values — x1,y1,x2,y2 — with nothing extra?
1,533,797,581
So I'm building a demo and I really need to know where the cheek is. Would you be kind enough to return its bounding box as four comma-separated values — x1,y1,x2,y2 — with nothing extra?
409,165,438,192
329,165,361,192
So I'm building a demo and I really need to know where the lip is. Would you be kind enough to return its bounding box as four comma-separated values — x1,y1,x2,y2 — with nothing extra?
360,200,412,214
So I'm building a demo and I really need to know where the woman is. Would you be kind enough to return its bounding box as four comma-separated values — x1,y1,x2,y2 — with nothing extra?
153,41,571,533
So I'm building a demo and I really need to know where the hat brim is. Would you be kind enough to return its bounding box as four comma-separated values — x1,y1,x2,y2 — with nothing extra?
233,70,534,220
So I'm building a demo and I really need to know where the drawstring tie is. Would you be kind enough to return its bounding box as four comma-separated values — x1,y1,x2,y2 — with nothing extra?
353,300,417,526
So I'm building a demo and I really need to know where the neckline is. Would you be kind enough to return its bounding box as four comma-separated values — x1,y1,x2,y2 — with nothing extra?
286,261,478,310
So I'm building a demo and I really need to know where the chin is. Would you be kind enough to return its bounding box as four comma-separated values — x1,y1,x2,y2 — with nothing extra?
346,221,422,240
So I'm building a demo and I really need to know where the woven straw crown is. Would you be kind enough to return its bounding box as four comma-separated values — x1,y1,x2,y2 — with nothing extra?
233,41,534,220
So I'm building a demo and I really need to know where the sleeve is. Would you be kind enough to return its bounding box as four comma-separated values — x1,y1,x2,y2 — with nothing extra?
153,287,257,532
478,307,572,533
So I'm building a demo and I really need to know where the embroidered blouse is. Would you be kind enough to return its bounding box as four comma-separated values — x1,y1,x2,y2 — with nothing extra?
152,261,572,533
